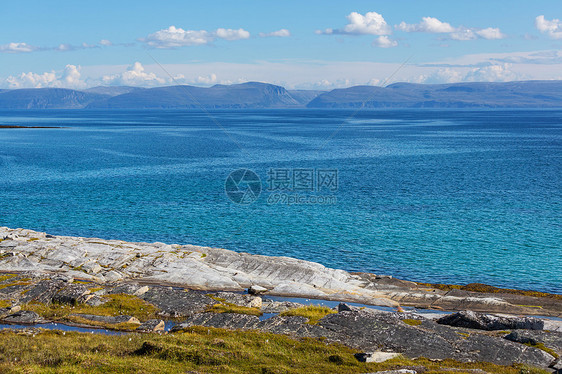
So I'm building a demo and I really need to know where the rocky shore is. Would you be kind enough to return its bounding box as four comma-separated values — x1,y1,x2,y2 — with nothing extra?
1,227,561,372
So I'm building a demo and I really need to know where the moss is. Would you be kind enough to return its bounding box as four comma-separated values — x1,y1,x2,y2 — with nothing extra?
0,299,12,308
417,282,562,301
27,238,40,242
206,303,262,316
88,287,105,293
456,332,470,339
66,315,140,331
523,342,559,359
0,274,16,283
201,253,207,258
402,319,422,326
280,305,336,325
206,294,227,303
73,280,91,285
0,327,551,374
22,293,159,322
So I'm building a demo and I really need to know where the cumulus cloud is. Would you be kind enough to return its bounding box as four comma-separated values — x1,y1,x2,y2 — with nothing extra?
319,11,391,35
372,36,398,48
396,16,505,41
3,65,85,89
140,26,250,48
259,29,291,38
476,27,506,40
99,39,113,46
465,63,519,82
535,15,562,39
397,17,455,33
0,42,38,53
102,62,169,86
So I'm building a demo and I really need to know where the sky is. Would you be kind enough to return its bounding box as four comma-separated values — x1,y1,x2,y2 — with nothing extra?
1,0,562,90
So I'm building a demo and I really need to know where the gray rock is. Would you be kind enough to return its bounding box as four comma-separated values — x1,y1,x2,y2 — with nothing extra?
248,285,268,295
210,291,262,308
51,284,90,305
504,330,562,357
174,312,260,331
354,352,401,363
136,319,165,332
261,300,304,313
366,370,416,374
437,310,544,331
70,313,140,325
2,310,44,324
140,287,215,318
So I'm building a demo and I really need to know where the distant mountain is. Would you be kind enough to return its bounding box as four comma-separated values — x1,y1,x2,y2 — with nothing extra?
287,90,326,105
307,81,562,108
0,88,108,109
1,80,562,109
87,82,300,109
85,86,145,97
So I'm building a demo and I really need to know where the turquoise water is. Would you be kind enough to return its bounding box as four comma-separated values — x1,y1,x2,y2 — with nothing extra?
0,109,560,293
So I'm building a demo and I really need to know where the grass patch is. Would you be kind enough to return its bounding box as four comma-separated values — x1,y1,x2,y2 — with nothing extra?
0,327,551,374
280,306,336,325
402,319,422,326
206,303,262,316
0,274,16,283
0,299,12,308
417,282,562,301
523,342,559,359
22,293,159,323
66,315,140,331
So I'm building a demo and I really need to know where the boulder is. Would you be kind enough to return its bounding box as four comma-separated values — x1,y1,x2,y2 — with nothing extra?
136,319,166,332
51,284,90,305
2,310,44,324
354,352,401,363
437,310,544,331
248,285,268,295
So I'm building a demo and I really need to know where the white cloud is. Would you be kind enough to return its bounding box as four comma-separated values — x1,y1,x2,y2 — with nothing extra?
319,11,391,35
102,62,168,86
372,36,398,48
259,29,291,38
397,17,455,33
450,27,477,41
396,17,505,41
535,15,562,39
476,27,506,40
3,64,85,89
99,39,113,46
465,63,519,82
140,26,250,48
0,42,38,53
215,28,250,40
195,73,218,85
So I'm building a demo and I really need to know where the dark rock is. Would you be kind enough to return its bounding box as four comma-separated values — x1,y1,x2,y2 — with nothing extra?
140,287,215,317
504,330,562,357
248,285,268,295
210,291,262,308
261,300,303,313
437,310,544,331
136,319,166,332
173,312,259,331
21,279,66,303
52,284,90,305
258,315,319,336
70,313,140,325
2,310,43,324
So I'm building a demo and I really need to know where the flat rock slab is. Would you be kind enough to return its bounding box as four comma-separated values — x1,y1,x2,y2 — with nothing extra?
437,310,544,331
2,310,44,324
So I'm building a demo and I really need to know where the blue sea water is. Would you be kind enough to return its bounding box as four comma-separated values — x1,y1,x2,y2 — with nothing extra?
0,109,560,293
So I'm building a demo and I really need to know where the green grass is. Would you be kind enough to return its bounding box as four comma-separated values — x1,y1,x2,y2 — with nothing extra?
279,306,336,325
206,303,263,316
402,319,422,326
0,327,551,374
22,294,159,324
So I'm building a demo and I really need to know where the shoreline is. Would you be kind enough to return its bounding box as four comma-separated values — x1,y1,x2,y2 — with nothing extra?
1,226,560,317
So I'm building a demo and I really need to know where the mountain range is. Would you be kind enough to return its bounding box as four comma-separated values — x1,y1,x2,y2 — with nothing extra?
0,80,561,109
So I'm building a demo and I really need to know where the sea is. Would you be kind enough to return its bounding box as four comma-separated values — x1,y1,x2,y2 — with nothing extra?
0,109,560,294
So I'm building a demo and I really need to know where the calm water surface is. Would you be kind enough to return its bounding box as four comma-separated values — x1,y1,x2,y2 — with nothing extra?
0,109,560,293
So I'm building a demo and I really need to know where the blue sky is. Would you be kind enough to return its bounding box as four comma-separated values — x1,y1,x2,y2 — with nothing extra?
1,0,562,89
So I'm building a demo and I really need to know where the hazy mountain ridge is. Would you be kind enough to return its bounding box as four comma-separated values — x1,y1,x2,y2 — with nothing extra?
308,81,562,108
0,80,561,109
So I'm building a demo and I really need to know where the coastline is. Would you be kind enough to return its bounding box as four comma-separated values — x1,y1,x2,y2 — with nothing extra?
1,226,560,317
1,226,562,371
